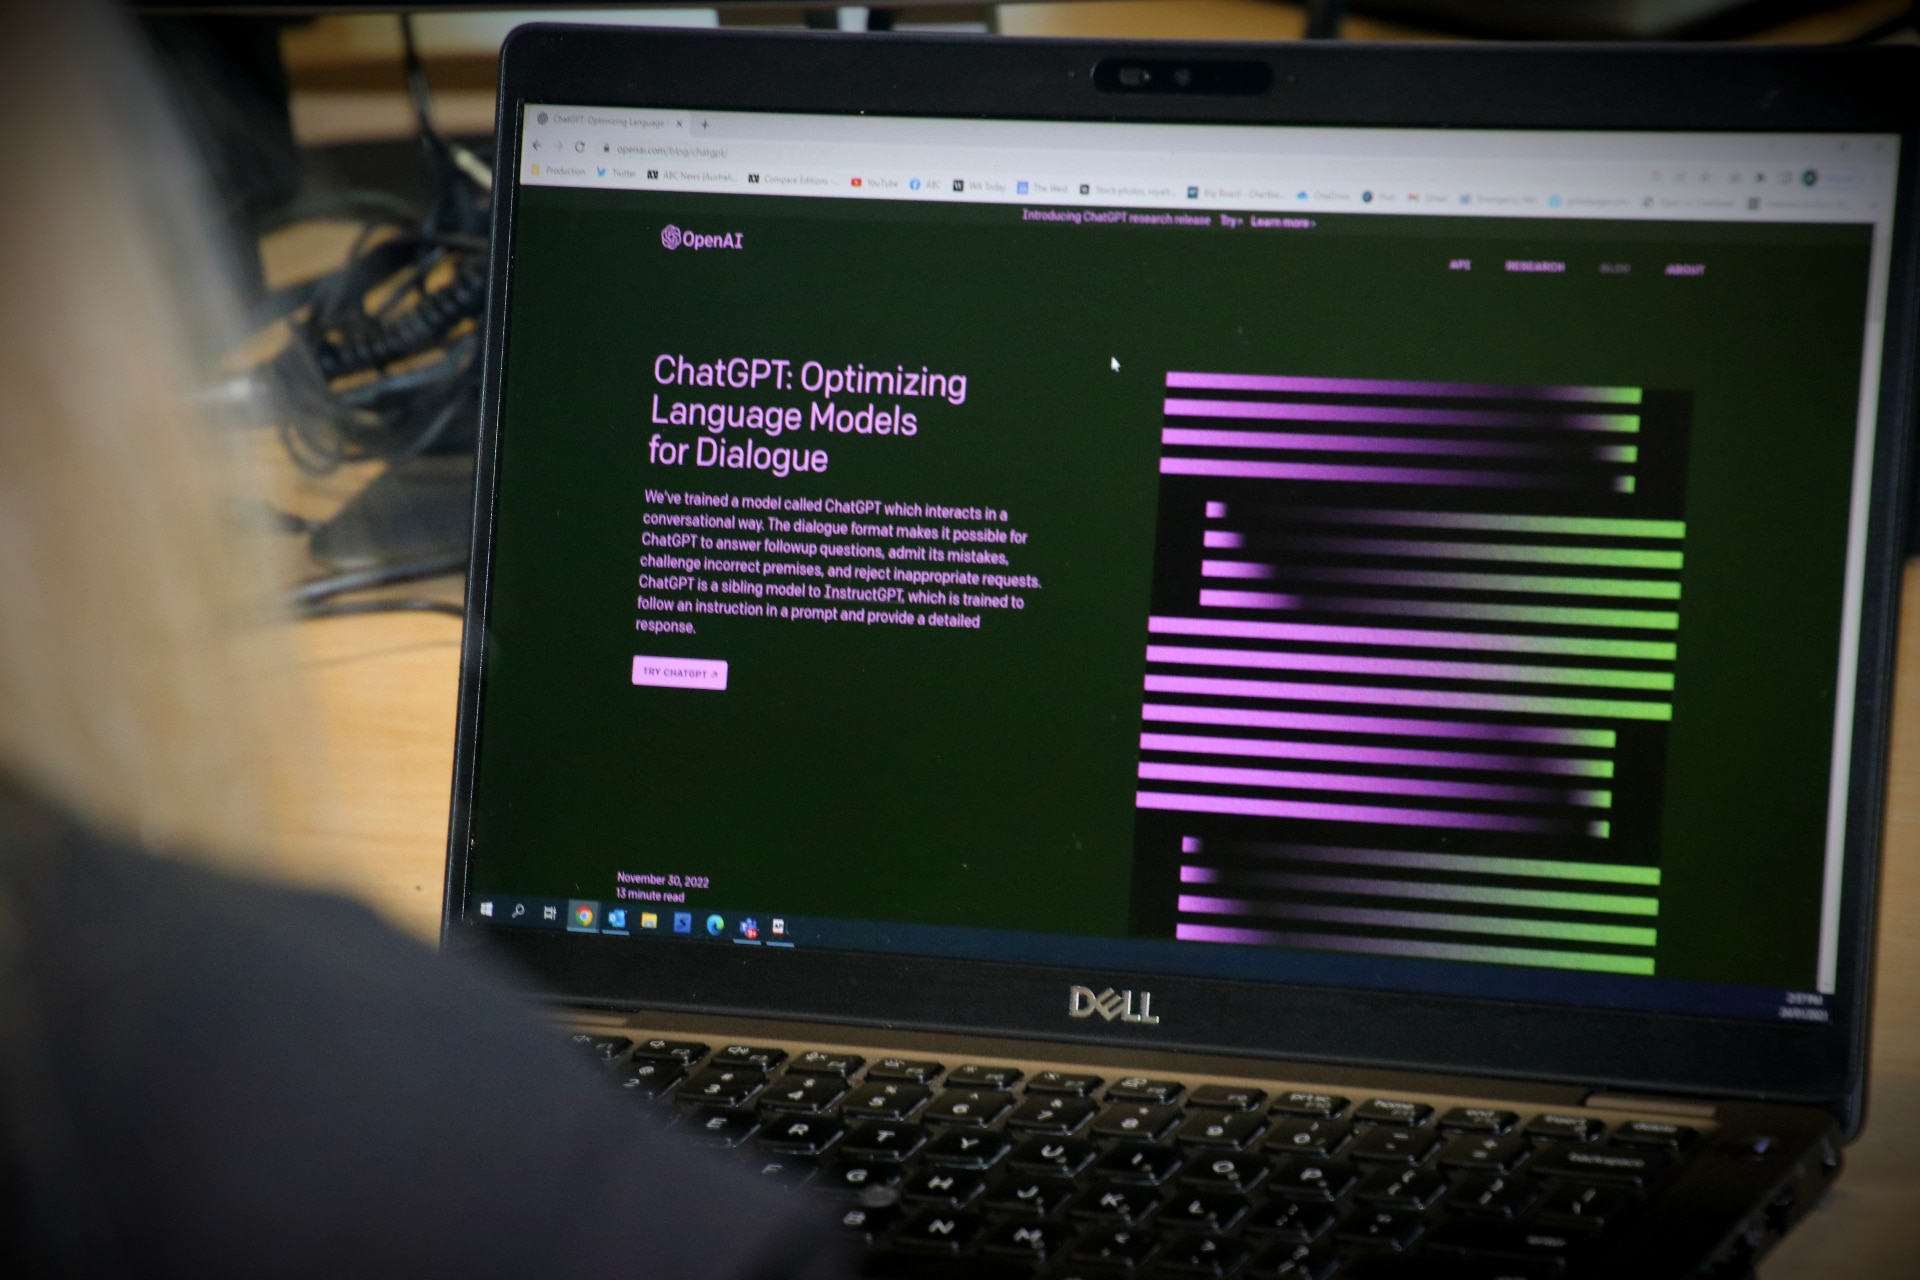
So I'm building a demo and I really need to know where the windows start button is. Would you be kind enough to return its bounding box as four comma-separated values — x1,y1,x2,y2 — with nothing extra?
631,655,729,691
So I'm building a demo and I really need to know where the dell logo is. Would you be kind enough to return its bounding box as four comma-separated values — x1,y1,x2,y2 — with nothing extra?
1068,985,1161,1025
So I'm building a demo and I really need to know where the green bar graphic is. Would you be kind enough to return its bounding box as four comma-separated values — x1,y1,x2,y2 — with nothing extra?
1445,943,1656,974
1386,909,1655,947
1388,600,1681,630
1591,388,1645,404
1280,848,1660,885
1354,569,1683,600
1406,883,1660,915
1303,539,1683,571
1598,446,1640,464
1402,513,1684,539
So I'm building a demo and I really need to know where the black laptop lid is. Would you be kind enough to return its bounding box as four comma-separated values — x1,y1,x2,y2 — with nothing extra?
445,29,1918,1131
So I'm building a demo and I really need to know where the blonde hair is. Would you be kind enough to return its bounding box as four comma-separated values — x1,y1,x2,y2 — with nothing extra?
0,2,312,863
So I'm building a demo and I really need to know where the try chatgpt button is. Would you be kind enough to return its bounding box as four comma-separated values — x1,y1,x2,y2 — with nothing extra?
631,655,728,691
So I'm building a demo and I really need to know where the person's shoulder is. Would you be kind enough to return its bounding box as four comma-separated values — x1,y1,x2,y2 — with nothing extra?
3,785,843,1279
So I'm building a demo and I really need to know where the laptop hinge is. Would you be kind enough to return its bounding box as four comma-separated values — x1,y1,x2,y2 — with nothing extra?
1583,1090,1719,1118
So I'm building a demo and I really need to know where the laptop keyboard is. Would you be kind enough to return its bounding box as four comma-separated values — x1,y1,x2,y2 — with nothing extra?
570,1031,1703,1278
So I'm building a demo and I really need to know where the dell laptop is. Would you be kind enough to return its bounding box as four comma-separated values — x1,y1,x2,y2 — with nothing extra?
446,27,1918,1279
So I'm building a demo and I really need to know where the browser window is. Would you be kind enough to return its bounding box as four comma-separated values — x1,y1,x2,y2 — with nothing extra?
466,105,1898,1024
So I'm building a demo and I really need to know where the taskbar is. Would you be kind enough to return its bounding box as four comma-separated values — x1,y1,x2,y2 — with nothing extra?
470,894,1836,1027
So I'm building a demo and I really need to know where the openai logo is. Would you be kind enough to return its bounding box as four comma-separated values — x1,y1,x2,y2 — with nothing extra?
661,224,683,250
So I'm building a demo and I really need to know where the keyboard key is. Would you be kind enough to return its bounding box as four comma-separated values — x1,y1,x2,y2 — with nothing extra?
1027,1070,1104,1097
923,1128,1012,1169
947,1064,1023,1089
1347,1125,1437,1165
894,1208,981,1254
1009,1136,1096,1177
1070,1225,1161,1270
1439,1133,1532,1173
982,1173,1077,1217
1093,1102,1183,1142
567,1033,632,1064
979,1219,1073,1262
790,1049,863,1076
866,1057,943,1084
1069,1182,1163,1225
712,1044,786,1070
1005,1096,1098,1135
840,1121,929,1162
1182,1151,1268,1195
1338,1207,1425,1251
1108,1076,1185,1103
1189,1084,1267,1112
1268,1158,1359,1202
1535,1182,1634,1227
1161,1191,1252,1234
1448,1173,1539,1218
1353,1099,1433,1127
817,1158,904,1199
841,1082,931,1121
901,1168,986,1209
1529,1142,1665,1187
760,1075,847,1114
1354,1165,1447,1210
1177,1111,1267,1150
676,1067,765,1108
1612,1120,1696,1149
1250,1242,1339,1279
749,1155,817,1189
631,1037,707,1065
1265,1117,1351,1158
833,1202,900,1242
1439,1107,1520,1134
923,1089,1014,1127
1159,1233,1251,1276
684,1107,759,1148
1427,1218,1590,1263
1271,1091,1348,1119
759,1113,844,1157
1525,1114,1605,1143
1244,1199,1336,1243
615,1059,684,1100
1093,1143,1184,1185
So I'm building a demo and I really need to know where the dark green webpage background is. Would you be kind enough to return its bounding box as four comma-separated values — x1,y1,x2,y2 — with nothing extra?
469,185,1874,992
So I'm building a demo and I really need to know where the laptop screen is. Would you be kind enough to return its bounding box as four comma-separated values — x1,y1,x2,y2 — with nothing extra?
465,105,1899,1026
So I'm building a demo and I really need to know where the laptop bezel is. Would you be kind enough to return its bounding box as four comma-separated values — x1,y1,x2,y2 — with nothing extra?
445,27,1919,1135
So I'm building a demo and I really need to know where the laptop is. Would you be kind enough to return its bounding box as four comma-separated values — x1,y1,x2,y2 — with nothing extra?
445,27,1918,1279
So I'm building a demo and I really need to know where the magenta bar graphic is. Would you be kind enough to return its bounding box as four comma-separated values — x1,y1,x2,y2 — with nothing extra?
1196,590,1680,630
1165,371,1643,404
1163,397,1638,433
1145,643,1672,691
1138,760,1609,807
1138,790,1576,834
1147,615,1677,661
1172,923,1655,976
1139,365,1688,980
1144,673,1673,721
1197,562,1681,601
1141,703,1617,747
1160,456,1566,488
1178,865,1655,914
1139,732,1610,777
1161,428,1615,458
